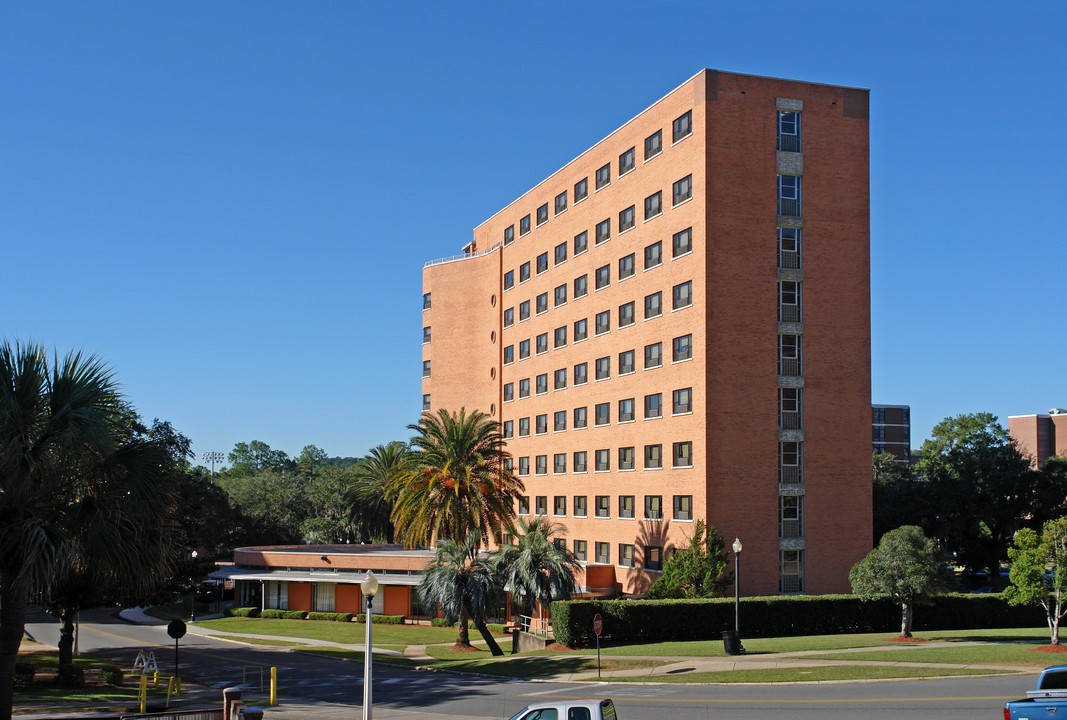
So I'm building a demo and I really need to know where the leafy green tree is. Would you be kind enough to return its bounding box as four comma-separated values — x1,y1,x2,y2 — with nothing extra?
1005,517,1067,645
872,451,916,542
417,534,503,655
494,517,579,626
345,441,412,543
295,444,328,480
646,520,732,599
217,470,310,544
849,525,953,637
301,464,359,544
226,440,292,476
390,408,523,551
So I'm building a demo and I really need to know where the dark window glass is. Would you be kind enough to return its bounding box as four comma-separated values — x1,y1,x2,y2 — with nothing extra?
574,274,588,298
519,339,530,359
574,318,587,342
778,111,801,152
520,214,531,235
673,280,692,309
555,191,568,215
644,191,662,220
673,334,692,362
619,398,634,422
644,393,662,419
595,403,610,426
536,414,547,434
595,448,610,470
574,362,588,385
519,378,530,398
423,326,431,343
595,218,610,245
519,417,529,436
619,253,635,280
423,292,431,309
554,284,567,307
619,205,635,232
520,261,530,282
673,110,692,142
555,241,568,265
595,310,610,335
645,130,662,160
595,163,610,190
423,393,431,411
644,495,662,520
619,496,634,518
422,360,430,377
503,383,514,401
619,301,635,327
778,175,801,216
503,307,514,327
673,441,693,467
673,174,693,205
595,356,610,380
536,373,548,393
645,292,662,319
537,252,548,274
646,444,662,469
574,498,587,517
645,342,662,368
619,349,635,374
595,264,610,289
575,178,588,202
574,452,587,473
504,271,514,290
554,410,566,430
673,227,693,257
619,446,635,470
673,495,692,520
574,406,588,429
644,241,662,269
673,387,692,414
519,300,530,321
619,147,635,174
536,293,548,314
596,541,609,562
554,326,567,349
536,203,548,226
554,368,567,390
574,231,588,255
504,346,514,364
504,225,514,245
595,497,609,519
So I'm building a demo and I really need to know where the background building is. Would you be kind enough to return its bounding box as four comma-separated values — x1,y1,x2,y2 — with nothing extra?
872,404,911,464
1009,410,1067,469
422,69,871,596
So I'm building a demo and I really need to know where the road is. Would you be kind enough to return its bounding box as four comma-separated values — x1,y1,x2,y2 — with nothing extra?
24,609,1039,720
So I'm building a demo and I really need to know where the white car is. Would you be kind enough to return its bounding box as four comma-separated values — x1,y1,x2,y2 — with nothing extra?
508,699,618,720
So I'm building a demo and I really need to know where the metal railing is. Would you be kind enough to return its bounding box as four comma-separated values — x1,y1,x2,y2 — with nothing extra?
779,304,801,323
780,411,802,430
779,465,802,484
424,241,503,268
778,135,800,153
780,518,803,538
778,249,801,269
781,575,803,593
778,198,800,216
518,614,552,638
779,357,802,376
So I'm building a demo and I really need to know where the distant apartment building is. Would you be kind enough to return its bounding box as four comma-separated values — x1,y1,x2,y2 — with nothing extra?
872,404,911,464
421,69,872,596
1009,410,1067,469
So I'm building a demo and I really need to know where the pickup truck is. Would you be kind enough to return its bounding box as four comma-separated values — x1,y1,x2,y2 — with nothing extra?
1004,665,1067,719
508,698,617,720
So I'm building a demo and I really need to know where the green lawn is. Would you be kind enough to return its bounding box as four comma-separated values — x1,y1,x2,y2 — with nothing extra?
212,634,309,647
802,643,1063,667
298,647,421,666
431,655,668,678
600,665,1006,684
14,650,174,705
196,617,461,645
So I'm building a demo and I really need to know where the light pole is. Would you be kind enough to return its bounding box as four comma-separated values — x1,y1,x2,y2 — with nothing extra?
190,550,199,622
202,451,225,481
361,571,379,720
732,538,742,635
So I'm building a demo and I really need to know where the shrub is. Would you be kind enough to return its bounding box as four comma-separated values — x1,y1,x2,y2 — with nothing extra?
55,664,85,688
430,617,452,627
13,662,35,687
260,609,307,620
308,611,354,622
225,607,260,618
99,666,124,685
355,614,405,624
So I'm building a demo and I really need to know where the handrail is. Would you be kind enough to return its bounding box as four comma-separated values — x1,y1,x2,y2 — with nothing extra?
424,241,502,268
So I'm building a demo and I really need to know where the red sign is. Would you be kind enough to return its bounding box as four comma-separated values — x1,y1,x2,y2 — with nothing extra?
593,613,603,636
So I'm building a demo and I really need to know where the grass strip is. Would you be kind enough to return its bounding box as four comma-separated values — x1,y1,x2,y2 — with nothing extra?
298,647,421,666
212,635,308,647
430,656,666,678
598,665,1011,684
801,643,1061,667
196,616,460,645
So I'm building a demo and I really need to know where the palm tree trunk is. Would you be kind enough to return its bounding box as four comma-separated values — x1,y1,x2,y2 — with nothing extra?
456,603,471,647
468,605,503,657
0,571,29,720
57,610,75,667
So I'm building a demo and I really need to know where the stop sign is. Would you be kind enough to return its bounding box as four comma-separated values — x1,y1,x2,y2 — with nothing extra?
593,613,603,636
167,619,187,639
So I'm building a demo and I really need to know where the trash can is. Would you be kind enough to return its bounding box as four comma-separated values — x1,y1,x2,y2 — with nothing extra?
722,630,743,656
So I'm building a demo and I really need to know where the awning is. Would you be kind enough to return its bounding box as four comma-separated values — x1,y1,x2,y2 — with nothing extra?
209,566,421,586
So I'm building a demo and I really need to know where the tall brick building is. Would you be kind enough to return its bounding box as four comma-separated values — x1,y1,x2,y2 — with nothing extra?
421,70,871,596
1009,410,1067,469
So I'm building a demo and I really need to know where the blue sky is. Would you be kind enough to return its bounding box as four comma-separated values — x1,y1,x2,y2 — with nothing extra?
2,2,1064,463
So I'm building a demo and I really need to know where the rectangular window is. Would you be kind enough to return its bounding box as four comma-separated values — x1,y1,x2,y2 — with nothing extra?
554,495,567,514
619,147,635,174
644,342,662,369
519,378,530,398
778,175,801,216
644,393,662,419
504,271,514,291
552,286,567,310
574,362,588,385
574,496,587,517
574,274,588,299
575,178,588,202
504,346,514,364
673,174,693,206
674,495,693,520
673,280,692,310
644,291,662,319
555,241,568,265
504,308,514,327
645,444,663,469
518,417,529,436
536,455,547,474
595,264,610,290
503,420,513,438
554,326,567,349
645,495,663,520
645,129,662,160
595,310,610,335
520,214,531,235
536,293,548,315
646,546,663,572
555,191,568,215
574,451,587,473
311,583,334,612
778,228,801,269
673,227,693,257
574,406,588,429
519,300,530,321
574,318,588,342
779,281,801,322
673,334,692,362
619,205,635,232
644,241,662,269
644,191,662,220
595,496,610,518
619,446,635,470
780,334,802,376
536,333,548,354
520,261,531,283
619,349,635,374
574,539,587,561
781,550,804,594
518,496,529,515
423,292,431,310
595,218,610,245
423,326,431,344
673,441,693,468
554,409,567,430
537,252,549,274
595,449,610,471
778,111,801,153
595,401,610,426
574,231,588,255
780,388,802,429
619,253,635,280
595,163,610,190
535,373,548,394
673,110,692,143
422,360,431,377
504,225,514,246
519,339,530,360
535,496,547,515
537,204,548,226
619,398,635,422
595,542,610,564
780,495,802,538
423,393,431,411
619,495,634,518
595,356,610,380
618,301,635,327
519,456,529,475
673,387,693,414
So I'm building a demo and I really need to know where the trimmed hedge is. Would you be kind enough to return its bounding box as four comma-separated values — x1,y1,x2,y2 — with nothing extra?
355,614,406,624
550,593,1046,648
308,611,354,622
225,607,260,618
261,609,307,620
14,662,35,687
55,664,85,688
100,666,124,686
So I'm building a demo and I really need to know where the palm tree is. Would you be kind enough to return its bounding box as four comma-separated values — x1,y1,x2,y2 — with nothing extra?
344,441,412,542
390,408,522,554
494,516,579,633
417,534,504,655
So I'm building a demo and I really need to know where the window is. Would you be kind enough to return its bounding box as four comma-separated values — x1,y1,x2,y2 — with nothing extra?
674,495,693,520
673,281,692,310
779,228,801,269
519,339,530,360
595,497,610,518
574,406,588,429
781,550,804,594
534,455,547,474
519,456,529,475
595,356,610,380
645,129,662,160
574,362,588,385
503,382,513,401
423,292,431,310
619,301,635,327
595,219,610,245
535,373,548,394
673,334,692,362
554,241,568,266
778,110,801,152
423,326,431,343
619,495,634,518
503,420,513,438
520,261,531,282
423,393,431,411
645,444,662,469
673,174,693,205
619,546,634,570
644,342,662,369
553,284,567,308
595,264,610,290
673,387,693,415
535,496,547,515
780,441,802,484
619,349,635,374
780,334,802,376
616,447,635,471
518,417,530,436
536,334,548,354
574,451,587,472
574,274,588,299
574,539,587,561
575,177,588,202
619,205,635,232
595,449,610,471
519,300,530,321
504,225,514,246
574,496,587,517
504,307,514,327
779,281,801,322
595,402,610,426
595,310,610,335
644,291,662,319
518,496,529,515
644,393,662,419
574,318,588,342
537,204,548,226
644,241,662,269
554,495,567,514
536,293,548,315
554,326,567,349
646,546,663,571
645,495,663,520
595,163,610,190
619,398,635,422
619,147,635,174
554,409,567,430
422,360,431,377
644,191,662,220
504,271,515,290
619,253,635,280
673,441,693,467
780,495,802,538
673,227,692,257
504,346,514,364
780,388,802,429
574,231,588,255
519,378,530,398
778,175,801,216
595,542,610,564
520,214,531,235
555,191,568,215
537,252,549,274
673,110,692,142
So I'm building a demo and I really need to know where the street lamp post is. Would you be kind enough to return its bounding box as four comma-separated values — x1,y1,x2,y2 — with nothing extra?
190,550,199,622
361,571,379,720
732,538,742,635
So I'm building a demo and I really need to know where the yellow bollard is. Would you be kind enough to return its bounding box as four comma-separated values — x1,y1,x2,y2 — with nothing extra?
153,670,159,687
139,674,147,714
270,667,277,706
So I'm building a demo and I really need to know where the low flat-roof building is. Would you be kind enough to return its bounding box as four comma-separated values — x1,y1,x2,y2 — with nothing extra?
1009,410,1067,469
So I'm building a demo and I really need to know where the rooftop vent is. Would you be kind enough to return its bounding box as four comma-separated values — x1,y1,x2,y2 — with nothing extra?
1050,409,1067,415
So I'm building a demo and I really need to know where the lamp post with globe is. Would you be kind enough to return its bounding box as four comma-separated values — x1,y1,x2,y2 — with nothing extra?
361,571,379,720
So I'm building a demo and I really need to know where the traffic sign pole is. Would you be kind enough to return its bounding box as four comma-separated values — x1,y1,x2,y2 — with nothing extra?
593,613,603,678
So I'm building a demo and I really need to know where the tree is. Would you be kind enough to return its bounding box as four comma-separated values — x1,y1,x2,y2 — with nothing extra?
849,525,953,637
1005,517,1067,645
417,534,504,655
390,408,523,551
493,517,579,627
872,451,916,542
647,520,732,599
226,440,292,476
344,441,412,543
